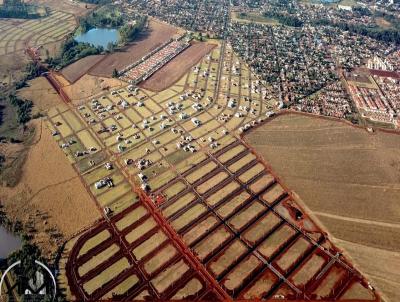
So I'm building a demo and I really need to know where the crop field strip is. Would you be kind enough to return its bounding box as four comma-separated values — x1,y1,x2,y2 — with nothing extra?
50,40,379,300
0,10,76,56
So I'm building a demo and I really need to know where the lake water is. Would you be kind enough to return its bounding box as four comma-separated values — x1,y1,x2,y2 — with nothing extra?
74,28,119,49
0,226,22,259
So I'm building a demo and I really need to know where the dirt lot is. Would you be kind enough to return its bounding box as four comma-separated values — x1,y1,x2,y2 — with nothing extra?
60,74,125,103
140,42,216,92
245,113,400,302
89,19,179,78
0,120,101,258
61,55,105,83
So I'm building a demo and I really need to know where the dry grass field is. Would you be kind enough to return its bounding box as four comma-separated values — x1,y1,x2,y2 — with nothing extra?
245,113,400,302
140,42,216,91
0,120,101,257
89,19,179,78
17,77,63,114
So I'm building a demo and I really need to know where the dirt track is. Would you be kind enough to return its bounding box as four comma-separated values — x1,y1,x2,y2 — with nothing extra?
245,113,400,302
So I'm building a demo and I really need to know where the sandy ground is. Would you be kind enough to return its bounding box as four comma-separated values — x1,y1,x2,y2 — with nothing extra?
140,42,216,92
245,113,400,302
0,120,101,258
89,19,179,77
61,55,105,83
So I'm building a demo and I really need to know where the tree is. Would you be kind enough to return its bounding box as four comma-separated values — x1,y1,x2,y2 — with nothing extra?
112,68,118,78
106,42,115,53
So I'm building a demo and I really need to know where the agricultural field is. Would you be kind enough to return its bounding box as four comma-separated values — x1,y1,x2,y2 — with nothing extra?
245,113,400,302
0,10,76,56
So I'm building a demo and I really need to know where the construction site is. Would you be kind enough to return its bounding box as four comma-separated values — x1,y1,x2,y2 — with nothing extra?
41,40,382,301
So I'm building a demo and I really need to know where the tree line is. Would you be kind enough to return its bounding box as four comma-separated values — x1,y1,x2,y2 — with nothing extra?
263,11,303,27
118,15,148,44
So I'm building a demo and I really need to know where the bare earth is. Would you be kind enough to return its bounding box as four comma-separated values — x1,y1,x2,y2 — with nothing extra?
245,113,400,302
61,55,105,84
140,42,216,92
89,19,179,77
0,120,101,258
60,74,125,103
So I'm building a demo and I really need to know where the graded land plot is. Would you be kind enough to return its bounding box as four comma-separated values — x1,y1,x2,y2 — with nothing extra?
150,259,190,295
256,224,297,261
182,215,220,246
205,181,242,207
162,192,197,219
78,229,111,257
140,42,216,92
125,217,157,245
227,200,267,232
170,203,208,232
83,257,130,295
185,161,218,184
239,268,279,299
248,173,275,195
237,162,265,183
193,226,233,261
208,240,248,278
245,113,400,300
242,212,282,246
274,236,311,273
216,190,251,219
221,254,262,293
227,152,256,173
62,110,85,132
78,243,120,277
170,277,204,300
260,182,286,205
132,231,168,261
289,252,327,288
89,19,179,77
115,205,148,231
195,171,229,195
143,243,178,275
101,275,140,300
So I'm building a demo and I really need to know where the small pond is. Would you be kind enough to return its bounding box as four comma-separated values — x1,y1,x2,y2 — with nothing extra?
74,28,119,49
0,226,22,259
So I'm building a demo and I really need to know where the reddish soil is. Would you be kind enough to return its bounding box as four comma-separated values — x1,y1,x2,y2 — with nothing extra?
140,42,216,92
61,55,105,83
89,19,179,78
